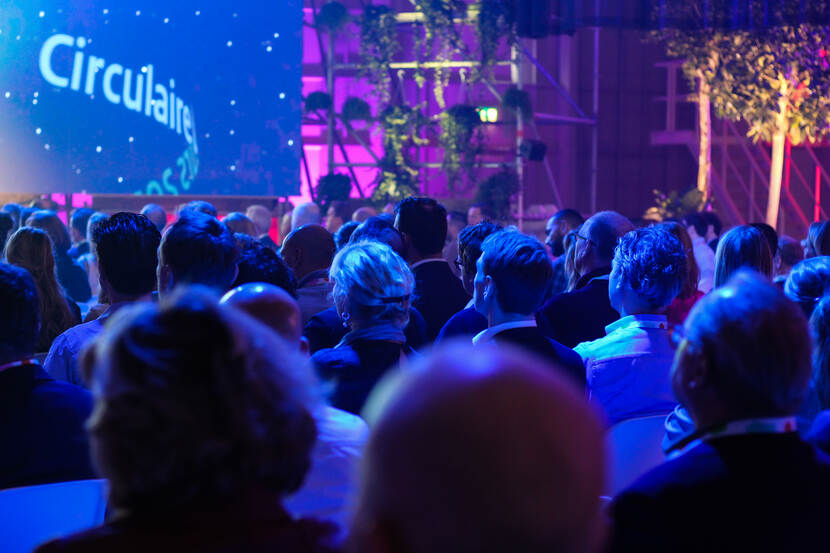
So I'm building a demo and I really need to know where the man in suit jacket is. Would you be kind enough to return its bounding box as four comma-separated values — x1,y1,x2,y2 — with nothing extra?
610,271,830,553
537,211,634,348
471,231,584,386
0,263,95,490
395,198,469,340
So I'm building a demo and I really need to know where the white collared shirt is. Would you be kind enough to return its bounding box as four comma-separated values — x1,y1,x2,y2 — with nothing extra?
410,258,450,270
472,319,538,345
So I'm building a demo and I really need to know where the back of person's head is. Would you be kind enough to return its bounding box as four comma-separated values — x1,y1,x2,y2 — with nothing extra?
245,204,273,235
554,208,584,229
334,220,360,250
581,211,635,269
93,213,161,298
2,203,22,230
784,256,830,317
657,221,700,299
805,221,830,258
222,212,258,237
714,225,773,288
457,222,504,291
806,295,830,420
350,216,406,257
291,202,321,230
86,212,109,245
330,241,414,329
478,231,553,315
352,206,378,223
232,234,297,297
221,283,304,347
0,211,13,253
612,226,686,311
395,197,448,258
178,200,217,218
0,263,39,363
26,210,71,254
683,212,708,238
81,287,317,512
778,235,804,271
70,207,95,241
140,203,167,233
750,222,779,258
159,211,239,292
280,224,336,279
677,271,811,422
352,343,606,553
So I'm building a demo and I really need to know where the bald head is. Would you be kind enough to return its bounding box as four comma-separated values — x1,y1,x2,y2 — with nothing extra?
246,204,273,236
220,283,303,345
577,210,634,274
280,224,336,282
352,206,378,223
353,343,606,553
291,202,321,231
140,203,167,232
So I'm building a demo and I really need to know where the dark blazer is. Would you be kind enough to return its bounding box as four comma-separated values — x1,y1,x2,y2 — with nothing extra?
436,306,488,343
312,339,411,415
55,252,92,303
609,433,830,553
0,363,95,490
412,260,470,341
536,268,619,348
304,306,429,354
491,327,585,387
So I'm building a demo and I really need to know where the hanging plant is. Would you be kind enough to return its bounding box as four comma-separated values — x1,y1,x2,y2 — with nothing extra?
380,104,428,175
372,159,420,204
475,169,519,220
316,173,353,212
412,0,467,109
341,96,373,122
359,5,399,103
304,91,333,113
502,87,532,120
315,2,349,33
474,0,517,80
439,104,483,189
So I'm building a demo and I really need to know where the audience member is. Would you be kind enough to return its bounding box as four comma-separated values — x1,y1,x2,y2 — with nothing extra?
334,221,359,250
351,343,607,553
713,224,773,288
0,211,13,254
281,224,337,325
803,221,830,259
436,222,500,342
466,203,490,226
77,212,109,301
546,208,585,296
45,213,161,386
801,296,830,433
246,204,278,250
660,221,704,326
609,271,829,553
157,210,238,295
701,211,722,252
473,231,584,384
784,256,830,317
443,210,467,277
232,234,297,296
221,283,368,536
537,211,634,348
177,199,217,218
351,206,377,223
304,218,428,353
26,210,92,302
575,226,686,425
395,197,470,340
5,228,80,352
311,241,415,415
774,235,804,287
222,211,258,236
0,263,94,490
291,202,322,231
1,203,22,232
140,203,167,232
683,212,716,293
67,207,95,259
37,288,337,553
324,201,352,234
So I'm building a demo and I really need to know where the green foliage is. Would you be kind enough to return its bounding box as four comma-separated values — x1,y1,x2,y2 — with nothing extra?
316,2,349,33
341,97,373,122
316,173,352,211
644,187,706,222
502,87,532,120
439,105,483,188
359,5,399,103
475,169,519,220
304,91,333,113
372,160,420,204
371,105,428,203
475,0,516,80
412,0,467,108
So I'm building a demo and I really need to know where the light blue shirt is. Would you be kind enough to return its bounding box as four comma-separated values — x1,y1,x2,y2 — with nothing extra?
575,314,678,426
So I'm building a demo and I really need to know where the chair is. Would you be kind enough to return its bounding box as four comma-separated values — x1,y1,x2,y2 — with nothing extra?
0,479,107,553
606,414,669,496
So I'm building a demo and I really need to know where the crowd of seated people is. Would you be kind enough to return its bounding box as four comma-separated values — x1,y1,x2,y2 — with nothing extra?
6,194,830,552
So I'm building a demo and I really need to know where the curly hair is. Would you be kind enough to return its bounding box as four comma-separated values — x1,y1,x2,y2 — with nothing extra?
81,287,318,513
614,226,687,310
480,230,553,314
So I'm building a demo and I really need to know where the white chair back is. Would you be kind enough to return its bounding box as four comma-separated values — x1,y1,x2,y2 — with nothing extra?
0,479,107,553
606,414,668,496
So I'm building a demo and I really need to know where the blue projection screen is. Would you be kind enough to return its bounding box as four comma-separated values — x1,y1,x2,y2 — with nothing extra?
0,2,302,196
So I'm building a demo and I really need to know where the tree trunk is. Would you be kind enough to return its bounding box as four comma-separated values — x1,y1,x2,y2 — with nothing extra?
766,92,789,229
697,72,712,204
